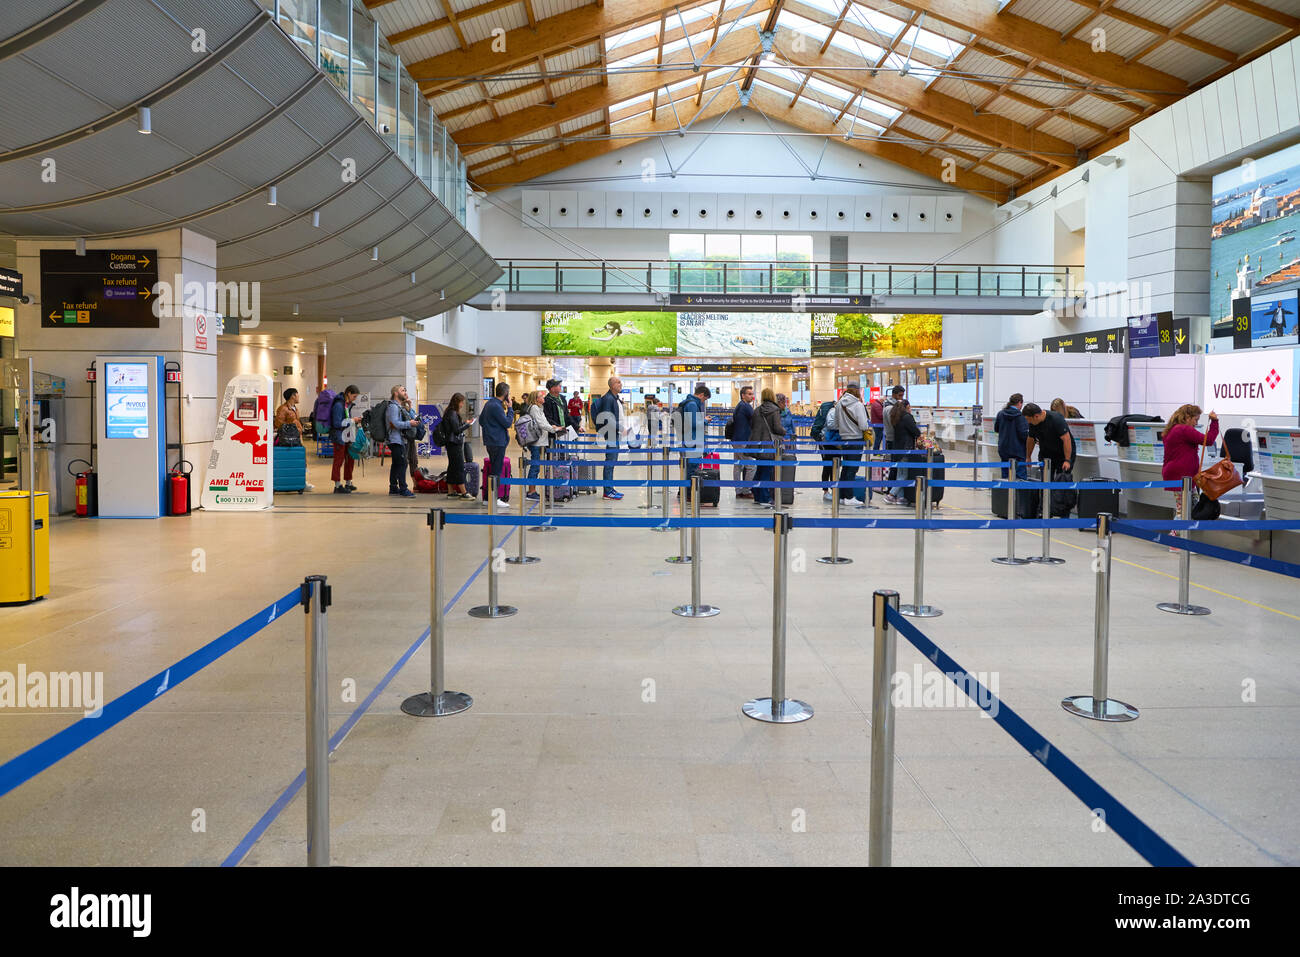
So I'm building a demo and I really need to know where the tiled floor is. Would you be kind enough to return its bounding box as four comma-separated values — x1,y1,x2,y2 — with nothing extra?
1,448,1297,866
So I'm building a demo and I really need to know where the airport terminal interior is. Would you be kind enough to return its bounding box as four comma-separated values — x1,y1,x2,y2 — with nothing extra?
2,0,1300,880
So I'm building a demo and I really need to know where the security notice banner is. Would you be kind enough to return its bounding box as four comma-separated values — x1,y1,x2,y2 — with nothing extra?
202,374,273,511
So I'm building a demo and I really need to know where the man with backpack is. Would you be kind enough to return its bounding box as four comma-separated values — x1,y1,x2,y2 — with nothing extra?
380,385,418,497
591,376,624,500
329,385,363,493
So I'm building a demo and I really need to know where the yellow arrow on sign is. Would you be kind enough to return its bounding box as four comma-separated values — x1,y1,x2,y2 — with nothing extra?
48,310,59,320
1175,330,1186,345
138,287,152,300
138,254,150,269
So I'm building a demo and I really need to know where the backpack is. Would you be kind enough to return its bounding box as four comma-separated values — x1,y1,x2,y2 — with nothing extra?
810,400,835,441
515,413,538,446
724,419,735,440
365,399,392,444
275,423,302,447
313,390,336,427
432,416,449,447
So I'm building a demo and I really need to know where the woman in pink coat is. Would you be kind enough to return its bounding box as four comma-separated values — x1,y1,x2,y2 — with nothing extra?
1160,403,1219,545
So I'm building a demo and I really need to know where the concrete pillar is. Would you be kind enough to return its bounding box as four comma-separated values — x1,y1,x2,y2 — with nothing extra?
325,330,417,406
13,228,218,510
811,364,837,406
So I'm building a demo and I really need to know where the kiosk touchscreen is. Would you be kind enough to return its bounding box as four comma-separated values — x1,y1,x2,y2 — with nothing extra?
95,355,164,518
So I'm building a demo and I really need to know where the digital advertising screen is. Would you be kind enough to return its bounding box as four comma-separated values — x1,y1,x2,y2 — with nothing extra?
542,311,677,356
1248,290,1299,347
104,361,150,439
676,312,811,357
1210,140,1300,331
811,313,943,358
1127,312,1170,359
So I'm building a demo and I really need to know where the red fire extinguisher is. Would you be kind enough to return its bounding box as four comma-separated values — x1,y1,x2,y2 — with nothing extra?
68,459,98,518
169,461,193,516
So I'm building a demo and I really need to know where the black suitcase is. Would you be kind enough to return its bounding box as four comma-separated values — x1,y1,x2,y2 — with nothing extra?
992,486,1008,518
1076,476,1119,520
903,452,944,506
777,454,796,506
700,482,720,507
1016,486,1042,519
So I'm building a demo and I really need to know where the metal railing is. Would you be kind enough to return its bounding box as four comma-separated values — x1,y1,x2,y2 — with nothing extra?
491,259,1081,299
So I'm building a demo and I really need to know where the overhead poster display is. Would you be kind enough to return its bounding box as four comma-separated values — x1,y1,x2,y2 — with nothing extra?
1210,141,1300,332
1248,289,1299,347
542,311,677,356
677,312,811,357
811,313,942,358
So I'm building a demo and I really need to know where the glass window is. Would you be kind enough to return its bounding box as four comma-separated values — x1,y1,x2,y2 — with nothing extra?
318,0,350,95
419,100,434,189
377,41,398,151
741,234,775,261
351,6,376,120
704,234,740,260
399,71,417,169
277,0,316,60
777,235,813,261
669,234,705,260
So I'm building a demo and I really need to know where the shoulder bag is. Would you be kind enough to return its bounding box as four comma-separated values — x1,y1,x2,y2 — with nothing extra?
1193,427,1241,501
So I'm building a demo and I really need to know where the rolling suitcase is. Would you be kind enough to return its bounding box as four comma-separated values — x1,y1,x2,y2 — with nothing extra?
1076,475,1119,520
482,456,511,501
777,454,796,506
273,444,307,494
551,460,573,501
697,451,721,507
462,460,479,495
991,486,1009,518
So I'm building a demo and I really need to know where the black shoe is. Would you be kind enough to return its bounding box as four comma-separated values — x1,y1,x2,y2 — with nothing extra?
389,488,401,495
334,485,350,494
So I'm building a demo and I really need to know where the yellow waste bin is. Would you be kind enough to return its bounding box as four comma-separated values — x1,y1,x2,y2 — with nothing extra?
0,490,50,605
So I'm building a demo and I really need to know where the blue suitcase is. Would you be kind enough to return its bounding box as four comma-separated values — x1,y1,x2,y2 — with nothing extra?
274,444,307,494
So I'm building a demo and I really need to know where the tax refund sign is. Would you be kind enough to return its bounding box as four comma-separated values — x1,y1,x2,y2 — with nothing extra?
202,374,273,511
1203,346,1300,417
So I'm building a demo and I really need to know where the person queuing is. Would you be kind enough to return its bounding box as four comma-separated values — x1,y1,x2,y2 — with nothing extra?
1023,402,1074,474
868,390,884,452
591,376,625,500
441,392,476,500
567,390,585,431
274,388,303,443
776,393,794,438
385,384,418,497
543,378,567,436
479,381,514,508
730,385,756,499
834,383,872,509
401,393,420,484
883,400,921,505
329,385,363,493
1050,397,1084,419
994,393,1029,479
881,384,906,490
1161,404,1219,547
677,383,710,495
749,388,786,507
524,388,563,500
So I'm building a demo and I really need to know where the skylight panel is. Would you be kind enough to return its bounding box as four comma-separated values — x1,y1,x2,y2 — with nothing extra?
900,24,965,61
849,4,906,41
800,0,845,17
778,11,830,43
805,74,853,102
606,48,658,71
827,30,884,60
858,94,900,119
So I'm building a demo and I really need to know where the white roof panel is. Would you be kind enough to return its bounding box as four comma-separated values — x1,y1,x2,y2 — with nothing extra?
1037,114,1099,146
1138,40,1230,83
462,6,530,44
1071,16,1160,60
1184,5,1285,58
393,28,462,62
372,0,451,35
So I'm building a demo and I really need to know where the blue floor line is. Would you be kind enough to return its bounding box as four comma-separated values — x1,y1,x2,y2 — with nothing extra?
221,509,531,866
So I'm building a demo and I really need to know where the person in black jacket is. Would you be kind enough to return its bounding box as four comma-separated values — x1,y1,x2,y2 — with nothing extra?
441,392,476,499
884,401,921,505
994,393,1029,479
543,378,567,433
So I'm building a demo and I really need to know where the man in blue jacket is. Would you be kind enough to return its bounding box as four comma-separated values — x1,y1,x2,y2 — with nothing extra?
994,393,1029,479
676,383,710,493
479,381,514,506
731,385,755,498
590,376,624,500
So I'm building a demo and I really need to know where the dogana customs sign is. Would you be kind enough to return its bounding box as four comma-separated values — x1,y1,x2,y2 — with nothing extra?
40,249,159,328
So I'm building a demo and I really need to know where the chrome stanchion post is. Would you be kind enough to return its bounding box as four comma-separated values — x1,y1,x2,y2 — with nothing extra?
661,445,671,517
992,459,1030,566
650,446,670,532
1028,458,1065,565
673,475,717,617
403,509,473,717
532,448,555,531
869,589,900,866
901,475,941,618
639,445,654,509
469,476,517,618
666,457,691,564
1157,477,1210,615
506,476,539,564
301,575,330,866
744,512,813,723
1062,512,1138,721
818,455,852,565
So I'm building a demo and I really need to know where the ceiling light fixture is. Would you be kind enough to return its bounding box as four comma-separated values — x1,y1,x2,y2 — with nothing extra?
312,210,321,227
292,303,299,316
267,185,277,206
75,237,86,256
371,246,379,261
137,106,152,134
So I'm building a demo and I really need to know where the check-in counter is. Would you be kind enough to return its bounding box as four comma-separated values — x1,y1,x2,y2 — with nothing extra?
1065,419,1119,482
914,406,977,454
1252,427,1300,563
1116,422,1169,517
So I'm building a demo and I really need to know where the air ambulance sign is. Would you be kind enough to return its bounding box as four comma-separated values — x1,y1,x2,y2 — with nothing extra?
202,373,273,511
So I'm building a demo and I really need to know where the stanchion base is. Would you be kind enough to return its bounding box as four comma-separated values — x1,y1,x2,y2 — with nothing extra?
1026,556,1066,565
504,555,540,564
672,603,719,618
664,555,693,564
529,524,557,533
468,604,518,619
400,690,473,717
742,697,814,724
1156,601,1211,616
991,556,1031,565
817,556,854,565
1061,695,1139,722
900,603,943,618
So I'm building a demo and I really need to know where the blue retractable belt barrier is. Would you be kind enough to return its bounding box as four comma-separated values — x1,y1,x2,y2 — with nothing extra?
704,478,902,489
441,513,774,528
0,586,302,798
793,517,1098,530
1111,521,1300,579
884,606,1193,867
501,477,689,487
930,479,1182,490
1112,518,1300,531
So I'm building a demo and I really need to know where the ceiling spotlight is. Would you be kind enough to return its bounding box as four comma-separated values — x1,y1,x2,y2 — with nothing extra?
75,237,86,256
292,303,299,316
371,246,379,261
137,106,152,134
440,289,446,300
411,272,416,283
312,209,321,228
267,185,277,206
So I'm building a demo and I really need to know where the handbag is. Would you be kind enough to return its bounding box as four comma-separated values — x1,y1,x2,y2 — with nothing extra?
1193,428,1242,501
1190,490,1220,520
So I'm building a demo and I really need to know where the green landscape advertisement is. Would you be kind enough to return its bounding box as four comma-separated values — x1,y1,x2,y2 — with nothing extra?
542,310,677,356
811,313,943,358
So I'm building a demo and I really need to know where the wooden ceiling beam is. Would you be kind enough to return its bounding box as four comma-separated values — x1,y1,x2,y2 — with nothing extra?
1065,0,1236,62
1223,0,1300,30
696,0,727,107
386,0,522,46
